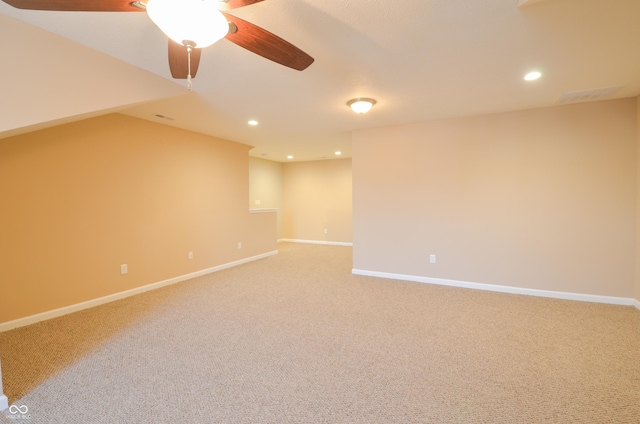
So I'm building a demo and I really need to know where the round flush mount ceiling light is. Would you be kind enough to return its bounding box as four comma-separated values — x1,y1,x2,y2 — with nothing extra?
524,71,542,81
248,120,258,126
347,98,377,114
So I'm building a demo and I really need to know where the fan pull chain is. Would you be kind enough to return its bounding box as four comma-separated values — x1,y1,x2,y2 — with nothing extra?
187,44,193,92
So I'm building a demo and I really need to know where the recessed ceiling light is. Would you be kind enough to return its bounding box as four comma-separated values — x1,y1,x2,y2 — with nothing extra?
287,155,293,159
524,71,542,81
248,120,258,126
335,151,342,155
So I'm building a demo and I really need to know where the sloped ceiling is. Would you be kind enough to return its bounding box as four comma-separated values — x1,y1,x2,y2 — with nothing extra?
0,14,186,139
1,0,640,161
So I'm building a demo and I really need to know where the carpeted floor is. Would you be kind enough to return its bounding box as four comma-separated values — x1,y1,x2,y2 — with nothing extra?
1,242,639,423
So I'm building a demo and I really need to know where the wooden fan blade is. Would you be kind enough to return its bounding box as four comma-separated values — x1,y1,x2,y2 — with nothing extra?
219,0,264,11
1,0,143,11
223,14,314,71
168,40,202,79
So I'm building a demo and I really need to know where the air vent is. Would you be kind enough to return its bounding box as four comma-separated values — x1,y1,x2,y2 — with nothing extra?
152,113,175,121
556,86,623,105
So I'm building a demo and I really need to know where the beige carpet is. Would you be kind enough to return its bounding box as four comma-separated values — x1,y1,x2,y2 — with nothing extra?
1,242,639,423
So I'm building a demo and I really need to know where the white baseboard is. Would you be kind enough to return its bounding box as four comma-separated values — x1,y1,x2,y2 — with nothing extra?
279,238,353,247
352,269,637,307
634,298,640,311
0,251,278,333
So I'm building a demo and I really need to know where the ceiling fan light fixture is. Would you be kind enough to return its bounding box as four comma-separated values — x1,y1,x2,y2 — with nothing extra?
347,98,376,114
146,0,229,48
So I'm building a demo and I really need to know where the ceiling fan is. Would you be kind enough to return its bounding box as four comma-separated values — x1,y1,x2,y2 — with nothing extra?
1,0,314,82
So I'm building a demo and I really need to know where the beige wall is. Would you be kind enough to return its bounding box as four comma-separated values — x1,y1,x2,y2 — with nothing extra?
637,97,640,302
249,157,284,239
353,99,637,298
283,159,352,243
0,114,276,324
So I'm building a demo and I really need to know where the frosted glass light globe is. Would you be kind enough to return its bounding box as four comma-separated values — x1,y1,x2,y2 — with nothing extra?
347,98,377,114
146,0,229,48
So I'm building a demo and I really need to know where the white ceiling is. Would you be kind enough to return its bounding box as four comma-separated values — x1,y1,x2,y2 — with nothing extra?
1,0,640,162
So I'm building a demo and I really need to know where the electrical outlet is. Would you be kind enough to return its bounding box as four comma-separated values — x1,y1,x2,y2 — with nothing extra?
188,251,193,260
238,242,242,249
429,255,436,264
120,264,128,275
324,228,328,234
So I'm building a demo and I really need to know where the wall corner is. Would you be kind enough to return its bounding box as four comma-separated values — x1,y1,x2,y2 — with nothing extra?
0,360,7,411
636,96,640,304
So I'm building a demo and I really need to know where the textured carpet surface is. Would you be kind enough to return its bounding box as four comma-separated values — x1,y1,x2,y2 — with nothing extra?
1,243,639,423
